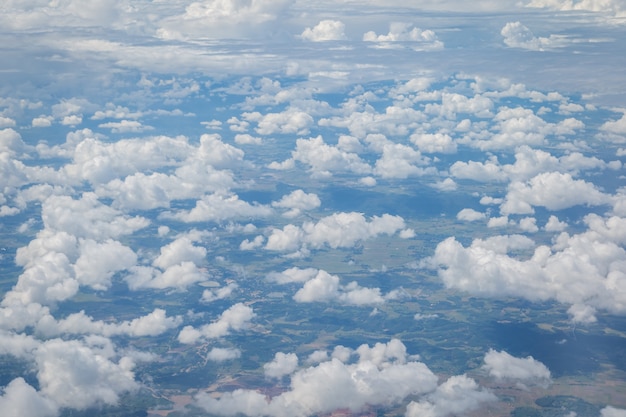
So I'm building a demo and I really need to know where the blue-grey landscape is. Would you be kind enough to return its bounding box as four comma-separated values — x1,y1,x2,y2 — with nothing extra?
1,1,626,416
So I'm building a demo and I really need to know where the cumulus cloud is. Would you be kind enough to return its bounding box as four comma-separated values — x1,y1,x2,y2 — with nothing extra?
428,214,626,322
483,349,551,382
292,269,386,305
207,347,242,362
301,20,347,41
500,171,609,214
264,212,405,253
272,189,321,217
37,308,182,338
35,338,139,410
271,135,371,177
167,192,273,222
41,193,149,240
501,21,569,50
178,303,255,344
457,208,486,221
405,375,496,417
156,0,294,39
194,339,439,417
0,378,58,417
363,23,444,50
264,352,299,378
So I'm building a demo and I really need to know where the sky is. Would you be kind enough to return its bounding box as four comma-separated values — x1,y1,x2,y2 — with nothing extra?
1,1,626,417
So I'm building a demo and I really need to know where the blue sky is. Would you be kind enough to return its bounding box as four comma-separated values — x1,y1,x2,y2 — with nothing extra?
1,1,626,417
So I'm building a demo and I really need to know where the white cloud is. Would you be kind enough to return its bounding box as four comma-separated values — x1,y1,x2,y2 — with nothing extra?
272,189,321,218
125,262,207,291
301,20,347,42
0,378,58,417
457,208,486,222
32,116,53,127
35,338,138,410
601,406,626,417
98,120,153,133
264,212,406,253
41,193,149,240
178,303,255,344
156,0,294,40
38,308,182,338
195,339,438,417
410,132,457,154
501,171,609,214
0,116,16,128
276,135,371,177
483,349,551,381
153,236,206,270
244,109,313,136
544,215,568,231
264,352,299,378
292,270,385,306
266,267,319,284
428,215,626,322
168,192,273,223
363,23,444,50
405,375,496,417
74,239,137,290
501,21,569,51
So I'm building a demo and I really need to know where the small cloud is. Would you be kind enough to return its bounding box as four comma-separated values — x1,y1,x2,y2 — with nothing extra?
457,208,486,222
301,20,347,42
32,116,53,127
501,21,569,51
98,120,154,133
363,23,443,50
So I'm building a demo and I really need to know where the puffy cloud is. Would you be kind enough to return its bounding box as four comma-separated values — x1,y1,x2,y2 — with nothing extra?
428,215,626,322
264,212,405,253
483,349,551,381
41,193,149,240
0,378,58,417
38,308,182,338
274,135,371,177
457,208,486,222
405,375,496,417
244,110,313,136
178,303,255,344
501,171,609,214
410,132,457,154
195,339,438,417
125,262,207,291
373,143,433,179
157,0,294,40
301,20,347,41
272,189,321,217
169,192,273,222
544,215,568,231
0,128,27,156
501,21,568,50
292,269,386,305
602,406,626,417
599,112,626,142
153,236,206,270
264,352,299,378
266,267,319,284
73,239,137,290
35,338,138,410
97,120,153,133
363,23,444,50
